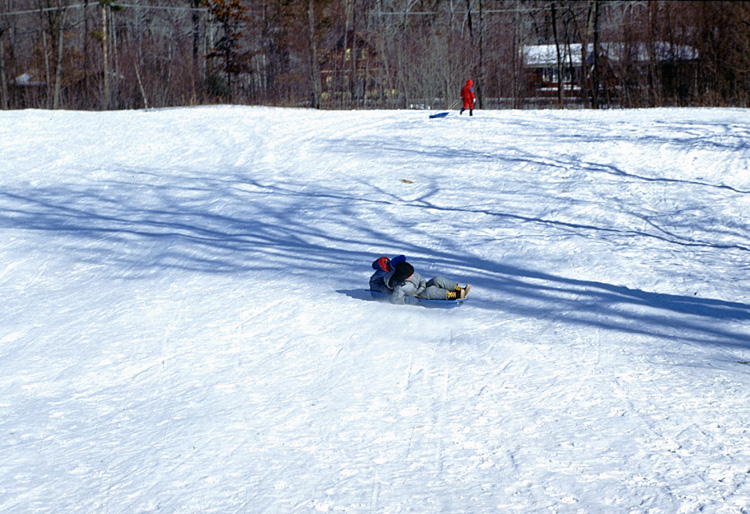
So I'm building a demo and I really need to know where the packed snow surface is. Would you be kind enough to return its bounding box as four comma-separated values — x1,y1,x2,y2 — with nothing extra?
2,106,749,513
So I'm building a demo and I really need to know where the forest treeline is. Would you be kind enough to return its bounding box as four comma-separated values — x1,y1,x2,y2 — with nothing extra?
1,0,749,111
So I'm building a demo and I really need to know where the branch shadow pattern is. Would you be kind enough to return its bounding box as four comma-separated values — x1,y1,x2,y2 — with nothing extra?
1,166,748,352
324,121,750,254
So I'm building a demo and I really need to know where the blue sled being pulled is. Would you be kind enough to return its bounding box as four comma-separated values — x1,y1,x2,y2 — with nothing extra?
368,289,466,309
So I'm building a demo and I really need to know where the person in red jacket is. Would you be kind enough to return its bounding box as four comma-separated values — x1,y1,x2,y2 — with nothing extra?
460,79,476,116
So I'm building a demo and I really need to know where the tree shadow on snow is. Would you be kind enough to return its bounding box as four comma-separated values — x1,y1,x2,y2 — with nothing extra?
1,165,748,352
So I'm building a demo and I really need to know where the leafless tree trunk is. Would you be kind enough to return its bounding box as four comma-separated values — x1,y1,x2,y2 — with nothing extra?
191,0,203,104
477,0,484,110
587,0,601,108
0,27,7,110
51,1,68,109
308,0,321,108
551,1,563,108
101,2,109,109
134,59,148,108
350,1,359,107
511,0,525,108
82,0,90,106
39,7,51,108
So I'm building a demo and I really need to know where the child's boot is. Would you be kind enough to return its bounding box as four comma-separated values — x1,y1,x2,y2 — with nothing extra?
447,291,458,300
455,284,471,299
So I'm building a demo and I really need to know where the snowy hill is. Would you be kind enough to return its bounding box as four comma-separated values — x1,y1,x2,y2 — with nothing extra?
1,106,749,513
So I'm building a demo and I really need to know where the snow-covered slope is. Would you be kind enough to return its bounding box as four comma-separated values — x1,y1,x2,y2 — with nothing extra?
2,106,749,513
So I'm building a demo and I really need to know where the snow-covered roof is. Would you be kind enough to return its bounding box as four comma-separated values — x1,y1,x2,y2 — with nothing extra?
13,72,46,87
524,42,699,68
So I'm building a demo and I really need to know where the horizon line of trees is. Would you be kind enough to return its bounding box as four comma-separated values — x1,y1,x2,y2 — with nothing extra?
1,0,749,111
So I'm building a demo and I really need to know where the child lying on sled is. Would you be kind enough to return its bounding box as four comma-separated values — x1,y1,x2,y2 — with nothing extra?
369,257,470,305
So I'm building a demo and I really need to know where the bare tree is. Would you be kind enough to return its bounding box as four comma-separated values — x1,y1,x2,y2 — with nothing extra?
0,0,748,110
0,5,8,110
308,0,321,108
0,30,7,109
51,0,68,108
99,0,110,108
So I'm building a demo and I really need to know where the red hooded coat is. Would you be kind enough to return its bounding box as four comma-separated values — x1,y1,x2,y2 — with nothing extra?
461,79,476,110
